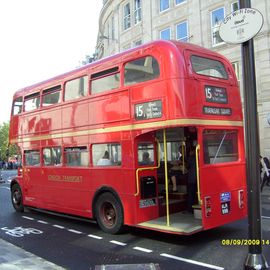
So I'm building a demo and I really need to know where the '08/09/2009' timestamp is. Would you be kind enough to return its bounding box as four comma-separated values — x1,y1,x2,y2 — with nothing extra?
221,239,270,246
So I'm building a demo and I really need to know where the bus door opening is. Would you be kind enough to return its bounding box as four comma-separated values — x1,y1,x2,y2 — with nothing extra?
148,127,203,233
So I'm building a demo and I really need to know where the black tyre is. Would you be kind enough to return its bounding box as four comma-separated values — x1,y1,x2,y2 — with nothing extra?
95,192,124,234
11,184,24,212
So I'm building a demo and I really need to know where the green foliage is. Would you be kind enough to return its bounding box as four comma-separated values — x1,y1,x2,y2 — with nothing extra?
0,122,19,161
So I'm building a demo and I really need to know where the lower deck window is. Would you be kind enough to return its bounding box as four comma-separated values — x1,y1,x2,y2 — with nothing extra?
138,143,154,165
64,147,88,167
203,130,238,164
92,143,121,166
24,150,40,166
43,147,62,166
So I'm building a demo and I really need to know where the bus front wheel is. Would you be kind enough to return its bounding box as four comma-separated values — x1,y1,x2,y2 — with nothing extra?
95,192,124,234
11,183,24,212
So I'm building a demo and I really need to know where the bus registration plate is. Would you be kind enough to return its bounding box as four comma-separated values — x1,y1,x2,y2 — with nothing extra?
139,199,156,208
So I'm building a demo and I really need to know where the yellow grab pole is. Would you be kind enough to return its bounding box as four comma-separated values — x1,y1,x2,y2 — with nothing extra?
163,129,170,226
195,144,202,205
182,142,185,174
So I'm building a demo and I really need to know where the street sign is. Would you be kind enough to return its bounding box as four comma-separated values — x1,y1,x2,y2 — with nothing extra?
219,8,263,44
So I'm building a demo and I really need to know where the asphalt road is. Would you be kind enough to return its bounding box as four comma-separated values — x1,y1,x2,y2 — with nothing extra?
0,170,269,270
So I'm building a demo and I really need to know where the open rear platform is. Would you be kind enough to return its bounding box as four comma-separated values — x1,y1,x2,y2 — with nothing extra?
137,212,203,235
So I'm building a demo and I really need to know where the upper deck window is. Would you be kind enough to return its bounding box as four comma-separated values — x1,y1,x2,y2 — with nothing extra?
64,76,88,101
191,55,228,79
42,85,61,107
124,56,160,85
12,97,23,115
91,68,120,95
24,93,40,112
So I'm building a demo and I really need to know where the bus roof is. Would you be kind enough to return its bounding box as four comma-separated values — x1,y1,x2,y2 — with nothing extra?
12,40,229,99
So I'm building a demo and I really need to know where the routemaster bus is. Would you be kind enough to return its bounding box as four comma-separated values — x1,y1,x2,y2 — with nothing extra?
9,40,246,235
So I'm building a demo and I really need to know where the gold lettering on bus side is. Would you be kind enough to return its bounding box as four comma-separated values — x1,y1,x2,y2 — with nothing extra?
48,175,62,181
62,175,82,182
48,175,82,183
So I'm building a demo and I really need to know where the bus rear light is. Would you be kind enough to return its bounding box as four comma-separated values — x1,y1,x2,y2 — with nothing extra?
204,196,212,217
238,190,244,209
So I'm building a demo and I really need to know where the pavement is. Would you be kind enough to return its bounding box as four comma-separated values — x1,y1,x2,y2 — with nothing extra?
0,239,65,270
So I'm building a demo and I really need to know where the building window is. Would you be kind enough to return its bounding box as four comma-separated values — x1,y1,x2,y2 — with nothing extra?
24,93,40,112
64,76,87,101
124,56,160,86
43,147,62,166
231,1,239,12
92,143,122,166
175,0,186,5
111,16,115,40
160,27,171,40
123,3,131,30
106,23,110,45
42,86,61,107
211,7,225,46
232,62,240,82
134,0,142,24
134,40,142,47
12,97,23,115
176,21,188,42
64,147,88,167
160,0,169,12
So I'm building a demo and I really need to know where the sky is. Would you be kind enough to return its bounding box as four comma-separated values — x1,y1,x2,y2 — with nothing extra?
0,0,102,124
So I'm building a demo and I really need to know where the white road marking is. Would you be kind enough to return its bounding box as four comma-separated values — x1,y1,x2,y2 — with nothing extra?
68,229,83,234
110,240,127,246
0,187,10,190
53,225,65,229
37,220,49,224
133,247,153,253
88,234,103,240
262,216,270,219
160,253,224,270
22,216,34,221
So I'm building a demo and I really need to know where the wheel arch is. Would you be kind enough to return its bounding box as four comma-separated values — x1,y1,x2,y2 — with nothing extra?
92,186,124,220
10,178,21,191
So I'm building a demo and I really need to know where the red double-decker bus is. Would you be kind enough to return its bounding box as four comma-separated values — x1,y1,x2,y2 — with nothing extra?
9,40,246,235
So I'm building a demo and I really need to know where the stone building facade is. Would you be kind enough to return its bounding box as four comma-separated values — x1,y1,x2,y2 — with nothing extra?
96,0,270,156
